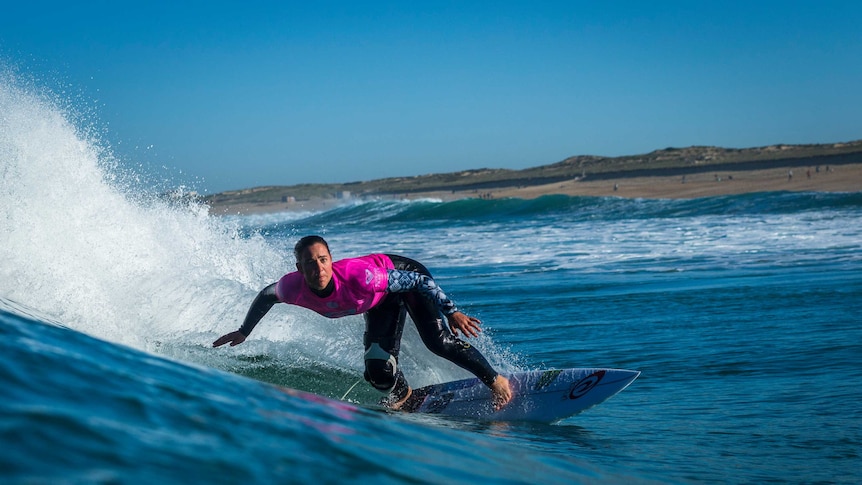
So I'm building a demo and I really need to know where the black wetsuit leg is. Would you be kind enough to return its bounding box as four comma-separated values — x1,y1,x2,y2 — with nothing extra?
362,255,498,401
363,290,411,401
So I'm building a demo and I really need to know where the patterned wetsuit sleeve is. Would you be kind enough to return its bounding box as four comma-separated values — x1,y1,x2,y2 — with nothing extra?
386,269,459,315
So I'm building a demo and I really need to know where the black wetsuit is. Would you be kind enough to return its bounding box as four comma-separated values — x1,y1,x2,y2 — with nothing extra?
363,255,497,403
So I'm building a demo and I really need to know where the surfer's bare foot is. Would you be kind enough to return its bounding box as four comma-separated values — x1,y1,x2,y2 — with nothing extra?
385,387,412,410
490,375,512,411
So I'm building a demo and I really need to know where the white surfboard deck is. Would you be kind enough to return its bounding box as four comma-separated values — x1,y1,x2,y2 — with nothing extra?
399,368,640,423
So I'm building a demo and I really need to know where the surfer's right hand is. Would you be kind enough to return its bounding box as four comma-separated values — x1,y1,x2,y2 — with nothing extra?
213,330,246,347
447,311,483,338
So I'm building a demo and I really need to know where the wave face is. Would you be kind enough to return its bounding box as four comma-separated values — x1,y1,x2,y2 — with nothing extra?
3,73,862,484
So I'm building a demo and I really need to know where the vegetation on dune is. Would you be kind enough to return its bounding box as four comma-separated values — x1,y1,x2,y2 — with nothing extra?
205,140,862,205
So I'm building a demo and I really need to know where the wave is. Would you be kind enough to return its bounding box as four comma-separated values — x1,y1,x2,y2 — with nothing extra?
0,71,288,349
1,306,612,483
266,191,862,232
0,74,514,393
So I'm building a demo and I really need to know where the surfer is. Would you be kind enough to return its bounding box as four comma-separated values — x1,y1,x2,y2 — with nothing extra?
213,235,513,410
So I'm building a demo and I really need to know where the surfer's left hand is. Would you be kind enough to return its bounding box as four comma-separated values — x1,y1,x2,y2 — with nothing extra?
447,312,482,338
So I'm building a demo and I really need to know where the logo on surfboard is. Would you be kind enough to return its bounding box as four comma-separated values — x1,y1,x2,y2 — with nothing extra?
568,370,606,399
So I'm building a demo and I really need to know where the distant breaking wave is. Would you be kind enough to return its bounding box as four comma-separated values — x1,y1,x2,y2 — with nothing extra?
258,192,862,231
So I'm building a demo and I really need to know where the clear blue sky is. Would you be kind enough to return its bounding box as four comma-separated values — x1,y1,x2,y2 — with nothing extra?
3,1,860,193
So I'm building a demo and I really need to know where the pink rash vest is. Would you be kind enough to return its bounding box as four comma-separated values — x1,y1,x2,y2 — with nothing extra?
274,254,395,318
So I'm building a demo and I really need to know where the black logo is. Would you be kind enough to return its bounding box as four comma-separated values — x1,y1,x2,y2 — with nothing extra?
568,370,606,400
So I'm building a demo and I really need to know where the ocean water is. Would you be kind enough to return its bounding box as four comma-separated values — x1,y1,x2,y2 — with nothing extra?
2,75,861,484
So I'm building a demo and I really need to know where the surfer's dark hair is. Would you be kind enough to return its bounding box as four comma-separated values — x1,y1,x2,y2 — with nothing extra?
294,235,330,260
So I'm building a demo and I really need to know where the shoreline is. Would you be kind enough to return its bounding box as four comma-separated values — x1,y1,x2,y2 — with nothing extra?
208,163,862,215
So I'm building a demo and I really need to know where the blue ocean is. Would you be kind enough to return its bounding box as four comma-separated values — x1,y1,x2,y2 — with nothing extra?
2,78,861,484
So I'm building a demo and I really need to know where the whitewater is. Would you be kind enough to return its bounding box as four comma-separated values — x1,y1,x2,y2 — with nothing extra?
2,73,861,483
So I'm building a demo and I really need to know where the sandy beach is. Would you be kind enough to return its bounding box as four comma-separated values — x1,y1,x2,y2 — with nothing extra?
208,163,862,215
489,163,862,200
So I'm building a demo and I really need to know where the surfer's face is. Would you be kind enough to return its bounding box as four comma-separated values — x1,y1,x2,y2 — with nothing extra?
296,242,333,291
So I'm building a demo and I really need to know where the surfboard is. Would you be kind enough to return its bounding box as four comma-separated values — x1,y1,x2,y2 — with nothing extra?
398,368,640,423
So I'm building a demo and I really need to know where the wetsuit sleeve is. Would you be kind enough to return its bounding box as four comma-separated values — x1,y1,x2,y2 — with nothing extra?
238,283,279,337
386,269,459,315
